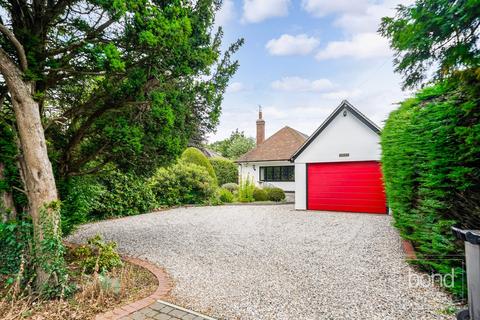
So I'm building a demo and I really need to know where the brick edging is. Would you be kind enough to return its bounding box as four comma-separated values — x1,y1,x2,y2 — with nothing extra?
402,239,417,260
63,242,172,320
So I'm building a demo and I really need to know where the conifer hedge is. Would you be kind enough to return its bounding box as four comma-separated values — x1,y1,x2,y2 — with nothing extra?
381,69,480,297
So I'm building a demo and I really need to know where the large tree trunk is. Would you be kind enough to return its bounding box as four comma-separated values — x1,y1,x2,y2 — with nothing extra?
0,162,17,221
0,49,63,290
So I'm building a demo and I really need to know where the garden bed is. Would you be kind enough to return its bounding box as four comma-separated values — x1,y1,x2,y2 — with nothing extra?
0,247,157,320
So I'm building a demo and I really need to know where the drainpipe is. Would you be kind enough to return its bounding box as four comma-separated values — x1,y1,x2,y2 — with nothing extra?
452,227,480,320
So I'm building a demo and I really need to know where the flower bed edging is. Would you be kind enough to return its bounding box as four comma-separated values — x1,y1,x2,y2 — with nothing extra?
94,255,172,320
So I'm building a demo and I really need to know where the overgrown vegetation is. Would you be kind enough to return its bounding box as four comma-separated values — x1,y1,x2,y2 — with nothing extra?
237,178,255,203
381,69,480,297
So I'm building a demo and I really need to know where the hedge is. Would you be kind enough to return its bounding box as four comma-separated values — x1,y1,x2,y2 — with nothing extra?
381,69,480,297
181,147,217,183
210,157,238,185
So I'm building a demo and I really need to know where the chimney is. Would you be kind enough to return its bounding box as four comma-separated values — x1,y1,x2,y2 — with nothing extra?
256,105,265,145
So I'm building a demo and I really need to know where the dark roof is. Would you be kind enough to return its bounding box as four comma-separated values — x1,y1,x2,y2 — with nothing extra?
236,126,308,163
290,100,381,161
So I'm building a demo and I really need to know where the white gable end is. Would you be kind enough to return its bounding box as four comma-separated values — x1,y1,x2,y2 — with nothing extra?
294,107,381,164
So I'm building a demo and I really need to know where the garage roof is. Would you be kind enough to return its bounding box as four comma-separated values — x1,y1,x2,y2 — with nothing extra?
236,126,308,163
290,100,381,161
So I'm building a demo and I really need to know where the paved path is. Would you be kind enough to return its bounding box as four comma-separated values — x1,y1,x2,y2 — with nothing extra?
120,300,214,320
69,205,455,320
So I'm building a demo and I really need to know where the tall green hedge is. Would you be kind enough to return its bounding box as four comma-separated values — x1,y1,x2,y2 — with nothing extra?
209,157,238,185
181,147,217,184
381,69,480,297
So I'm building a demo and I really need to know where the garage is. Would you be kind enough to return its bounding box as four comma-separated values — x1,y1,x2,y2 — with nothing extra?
292,100,387,214
307,161,387,213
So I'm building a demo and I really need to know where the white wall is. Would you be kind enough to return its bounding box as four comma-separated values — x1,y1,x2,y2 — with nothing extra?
238,161,295,192
294,107,381,210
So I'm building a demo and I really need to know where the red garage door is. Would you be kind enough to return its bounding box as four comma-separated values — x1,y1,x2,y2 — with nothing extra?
307,161,387,214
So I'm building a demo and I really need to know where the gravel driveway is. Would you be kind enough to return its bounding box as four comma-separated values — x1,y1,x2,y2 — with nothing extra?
68,205,455,320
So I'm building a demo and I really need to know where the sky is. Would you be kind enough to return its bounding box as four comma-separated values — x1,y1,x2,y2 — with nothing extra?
208,0,415,142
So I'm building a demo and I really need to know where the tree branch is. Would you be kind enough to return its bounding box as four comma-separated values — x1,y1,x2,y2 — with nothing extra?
0,23,28,71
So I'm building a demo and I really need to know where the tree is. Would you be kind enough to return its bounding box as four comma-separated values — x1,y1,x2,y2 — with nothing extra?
209,129,255,159
0,0,241,293
379,0,480,89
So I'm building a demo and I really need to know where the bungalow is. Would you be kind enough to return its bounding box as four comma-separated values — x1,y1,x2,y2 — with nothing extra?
238,100,387,214
236,108,307,194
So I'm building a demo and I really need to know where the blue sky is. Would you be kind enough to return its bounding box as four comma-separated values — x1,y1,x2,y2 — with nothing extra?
208,0,414,142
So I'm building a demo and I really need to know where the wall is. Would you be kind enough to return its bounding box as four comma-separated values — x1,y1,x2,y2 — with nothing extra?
238,160,295,192
294,107,381,210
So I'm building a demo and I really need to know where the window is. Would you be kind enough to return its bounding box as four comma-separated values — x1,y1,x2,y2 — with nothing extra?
260,166,294,182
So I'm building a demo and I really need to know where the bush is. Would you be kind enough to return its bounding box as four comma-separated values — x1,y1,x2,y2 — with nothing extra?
217,188,234,203
72,235,123,273
381,69,480,297
181,147,217,183
253,188,268,201
151,161,216,206
237,178,255,202
0,221,33,279
221,183,238,193
210,158,238,185
265,187,285,202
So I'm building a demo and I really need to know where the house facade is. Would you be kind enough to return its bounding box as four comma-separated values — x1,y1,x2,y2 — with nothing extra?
236,109,307,193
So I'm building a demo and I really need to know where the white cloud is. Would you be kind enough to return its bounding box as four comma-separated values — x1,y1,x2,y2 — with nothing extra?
320,88,362,100
271,76,334,92
301,0,367,17
315,32,391,60
215,0,235,26
226,81,246,93
262,106,287,118
266,34,320,56
242,0,290,23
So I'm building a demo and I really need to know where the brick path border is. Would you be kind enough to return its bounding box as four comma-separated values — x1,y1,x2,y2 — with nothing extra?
94,255,172,320
402,239,417,260
64,242,172,320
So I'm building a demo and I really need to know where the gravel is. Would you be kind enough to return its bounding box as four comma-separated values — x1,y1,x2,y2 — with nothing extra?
68,205,456,320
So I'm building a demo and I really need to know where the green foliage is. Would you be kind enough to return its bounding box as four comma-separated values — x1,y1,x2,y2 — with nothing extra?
60,168,157,233
0,220,32,278
209,129,255,160
37,201,72,298
221,183,238,193
217,188,234,203
72,235,123,274
209,157,238,185
379,0,480,88
381,69,480,297
265,187,286,202
253,188,268,201
237,178,255,203
181,147,217,183
151,161,217,206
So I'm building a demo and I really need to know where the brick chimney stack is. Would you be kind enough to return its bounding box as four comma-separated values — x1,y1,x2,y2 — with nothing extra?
256,105,265,145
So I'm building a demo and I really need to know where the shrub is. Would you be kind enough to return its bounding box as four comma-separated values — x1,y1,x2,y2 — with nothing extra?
217,188,234,203
181,147,217,183
151,162,216,206
210,158,238,185
381,69,480,297
94,170,158,219
0,220,33,279
72,235,123,273
253,188,268,201
221,183,238,193
265,187,285,202
237,178,255,202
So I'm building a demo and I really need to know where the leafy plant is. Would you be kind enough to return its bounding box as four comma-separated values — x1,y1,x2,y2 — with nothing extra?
72,235,123,274
221,183,239,193
237,177,255,203
181,147,217,183
151,162,216,206
381,69,480,297
253,188,268,201
210,158,238,185
265,187,285,202
217,188,234,203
